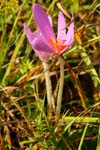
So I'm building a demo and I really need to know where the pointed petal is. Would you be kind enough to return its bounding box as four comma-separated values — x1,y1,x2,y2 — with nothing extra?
24,24,54,61
66,16,74,47
59,17,74,54
57,12,66,41
33,4,55,46
24,24,37,44
37,15,52,34
24,23,54,53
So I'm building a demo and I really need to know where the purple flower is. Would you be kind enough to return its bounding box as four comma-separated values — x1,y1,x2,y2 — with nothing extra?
24,4,74,61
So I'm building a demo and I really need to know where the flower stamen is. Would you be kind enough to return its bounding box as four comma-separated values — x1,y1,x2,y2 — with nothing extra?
50,37,66,54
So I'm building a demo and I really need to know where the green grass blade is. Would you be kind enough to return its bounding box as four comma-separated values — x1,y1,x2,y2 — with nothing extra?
79,45,100,92
1,14,33,86
78,123,88,150
96,125,100,150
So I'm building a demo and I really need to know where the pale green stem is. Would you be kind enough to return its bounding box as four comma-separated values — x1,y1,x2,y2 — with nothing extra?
42,62,55,112
56,56,65,114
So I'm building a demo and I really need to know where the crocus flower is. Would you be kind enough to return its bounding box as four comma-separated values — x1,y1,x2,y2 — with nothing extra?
24,4,74,61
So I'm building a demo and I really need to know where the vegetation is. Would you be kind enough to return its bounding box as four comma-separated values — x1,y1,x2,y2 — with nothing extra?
0,0,100,149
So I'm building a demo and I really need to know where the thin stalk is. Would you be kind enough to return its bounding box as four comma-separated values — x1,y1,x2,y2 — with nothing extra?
65,62,87,109
96,125,100,150
0,0,27,70
56,56,64,114
78,123,89,150
79,45,100,89
47,0,57,13
75,32,100,96
82,35,100,47
11,98,39,137
63,116,100,123
42,62,55,112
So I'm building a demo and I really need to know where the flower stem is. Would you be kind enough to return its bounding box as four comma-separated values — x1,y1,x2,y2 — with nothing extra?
42,62,55,112
56,56,65,114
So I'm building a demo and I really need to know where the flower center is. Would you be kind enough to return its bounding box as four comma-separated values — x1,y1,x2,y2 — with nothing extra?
50,37,66,54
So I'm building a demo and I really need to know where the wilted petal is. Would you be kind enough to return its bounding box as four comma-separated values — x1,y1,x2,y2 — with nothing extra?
57,12,66,42
33,4,56,46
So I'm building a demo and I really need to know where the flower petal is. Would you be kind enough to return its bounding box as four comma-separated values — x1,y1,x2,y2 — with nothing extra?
24,24,54,61
58,17,74,54
57,12,67,41
65,16,74,47
33,4,55,46
48,15,52,27
32,36,54,61
24,23,54,53
24,24,37,44
34,50,50,62
31,35,55,54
